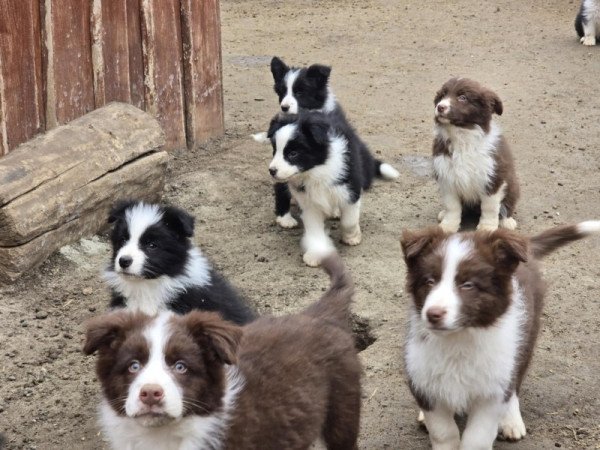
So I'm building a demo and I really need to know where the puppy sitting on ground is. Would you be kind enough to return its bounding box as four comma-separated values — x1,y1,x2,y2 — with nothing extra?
400,220,600,449
433,77,519,233
85,253,362,450
575,0,600,46
267,111,398,267
104,200,256,325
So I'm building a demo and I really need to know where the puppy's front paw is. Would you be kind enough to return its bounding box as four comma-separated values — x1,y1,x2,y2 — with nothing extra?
342,227,362,246
500,217,517,230
476,220,499,232
581,35,597,46
303,251,323,267
437,210,446,222
499,414,526,441
439,219,460,233
276,213,298,229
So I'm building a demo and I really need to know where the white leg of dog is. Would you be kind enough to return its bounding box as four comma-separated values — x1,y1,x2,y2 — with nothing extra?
439,191,462,233
498,393,526,441
581,21,597,46
477,186,504,232
340,200,362,246
460,398,506,450
424,405,460,450
276,212,298,229
301,207,335,267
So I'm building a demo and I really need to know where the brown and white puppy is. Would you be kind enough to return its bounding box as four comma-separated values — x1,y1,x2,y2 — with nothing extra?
400,221,600,449
84,254,361,450
433,77,519,233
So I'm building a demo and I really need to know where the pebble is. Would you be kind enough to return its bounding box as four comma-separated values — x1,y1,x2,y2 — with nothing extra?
35,311,48,320
82,287,93,296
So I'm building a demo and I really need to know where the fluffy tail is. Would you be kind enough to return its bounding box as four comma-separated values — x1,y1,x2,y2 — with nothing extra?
303,252,354,330
251,131,270,144
530,220,600,259
375,159,400,180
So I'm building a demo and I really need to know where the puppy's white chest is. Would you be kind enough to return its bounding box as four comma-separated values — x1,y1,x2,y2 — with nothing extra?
291,181,348,216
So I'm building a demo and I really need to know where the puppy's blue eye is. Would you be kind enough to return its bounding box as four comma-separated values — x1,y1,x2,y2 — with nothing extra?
460,281,475,290
458,95,467,102
174,361,187,374
129,360,142,373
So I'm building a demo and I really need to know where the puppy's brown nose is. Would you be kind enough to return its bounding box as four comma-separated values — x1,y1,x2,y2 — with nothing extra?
436,104,447,113
139,384,164,406
426,307,446,325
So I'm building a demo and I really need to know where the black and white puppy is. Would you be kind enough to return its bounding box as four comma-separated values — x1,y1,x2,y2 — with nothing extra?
267,111,398,267
575,0,600,45
104,200,256,325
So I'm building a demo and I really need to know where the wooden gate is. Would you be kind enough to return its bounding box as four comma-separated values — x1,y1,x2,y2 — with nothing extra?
0,0,224,155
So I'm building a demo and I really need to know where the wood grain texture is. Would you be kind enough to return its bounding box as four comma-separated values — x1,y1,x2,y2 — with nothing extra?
0,0,45,154
181,0,225,147
140,0,186,150
44,0,95,127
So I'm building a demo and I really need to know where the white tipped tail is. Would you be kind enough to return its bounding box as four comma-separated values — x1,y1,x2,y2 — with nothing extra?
577,220,600,235
379,162,400,180
252,132,270,144
530,220,600,259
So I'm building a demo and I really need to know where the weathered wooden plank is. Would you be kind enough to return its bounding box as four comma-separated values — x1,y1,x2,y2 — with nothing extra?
0,103,166,246
126,0,145,109
0,151,167,283
44,0,95,127
140,0,186,150
0,0,45,153
180,0,225,147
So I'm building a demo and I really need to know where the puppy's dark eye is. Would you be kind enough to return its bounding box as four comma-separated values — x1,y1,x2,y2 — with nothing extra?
458,95,467,103
460,281,475,290
119,237,128,246
287,150,298,159
129,360,142,373
146,242,157,249
173,361,187,374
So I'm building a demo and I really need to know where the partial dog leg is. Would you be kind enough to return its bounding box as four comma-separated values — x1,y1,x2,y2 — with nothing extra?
423,404,460,450
439,191,462,233
340,200,362,246
301,207,335,267
274,184,298,228
460,397,506,450
477,185,505,232
581,20,597,46
498,393,526,441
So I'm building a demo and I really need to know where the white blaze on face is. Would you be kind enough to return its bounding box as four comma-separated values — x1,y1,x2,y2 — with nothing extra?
280,69,300,113
269,124,300,180
115,203,162,276
435,97,452,122
422,235,473,330
125,313,183,421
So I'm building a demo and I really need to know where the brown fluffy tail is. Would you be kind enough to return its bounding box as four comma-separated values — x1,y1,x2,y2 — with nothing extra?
303,252,354,330
530,220,600,259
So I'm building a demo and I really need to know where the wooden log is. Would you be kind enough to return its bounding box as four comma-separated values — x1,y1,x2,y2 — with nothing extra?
0,0,45,154
0,102,167,283
180,0,225,147
140,0,186,150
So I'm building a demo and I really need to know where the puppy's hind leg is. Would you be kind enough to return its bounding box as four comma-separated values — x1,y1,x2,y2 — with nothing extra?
274,184,298,228
340,200,362,246
498,393,526,441
581,20,597,45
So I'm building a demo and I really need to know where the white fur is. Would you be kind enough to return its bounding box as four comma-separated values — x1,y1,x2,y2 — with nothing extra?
319,86,337,114
477,182,507,231
379,162,400,180
104,247,212,315
251,131,269,144
422,236,473,330
581,0,600,45
435,98,452,123
280,70,300,113
276,211,298,228
577,220,600,235
498,393,526,440
269,124,299,180
100,312,245,450
407,277,526,447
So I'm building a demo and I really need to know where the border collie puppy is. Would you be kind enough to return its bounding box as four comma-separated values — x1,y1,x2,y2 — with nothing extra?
433,77,519,233
85,253,361,450
267,111,398,266
575,0,600,45
400,221,600,449
104,200,256,325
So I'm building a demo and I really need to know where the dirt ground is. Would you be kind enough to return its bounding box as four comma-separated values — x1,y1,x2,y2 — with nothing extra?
1,0,599,448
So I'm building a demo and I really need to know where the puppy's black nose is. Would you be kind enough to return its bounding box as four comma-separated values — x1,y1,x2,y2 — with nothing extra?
119,256,133,269
281,105,290,112
436,104,447,113
269,167,277,177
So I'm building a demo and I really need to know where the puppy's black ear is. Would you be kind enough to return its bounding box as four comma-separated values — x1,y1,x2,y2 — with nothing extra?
301,114,330,147
108,199,136,224
267,113,295,139
162,206,195,238
270,57,289,82
306,64,331,87
488,91,503,116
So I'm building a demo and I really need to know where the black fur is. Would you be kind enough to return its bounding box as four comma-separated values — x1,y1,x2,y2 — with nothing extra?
575,1,600,38
106,201,256,325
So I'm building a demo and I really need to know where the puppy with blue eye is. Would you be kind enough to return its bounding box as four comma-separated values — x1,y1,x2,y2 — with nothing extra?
104,200,256,324
267,111,398,267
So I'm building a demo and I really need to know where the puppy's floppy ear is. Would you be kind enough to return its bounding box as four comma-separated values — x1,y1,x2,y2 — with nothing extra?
108,199,137,224
162,206,195,238
306,64,331,87
181,311,243,365
486,229,528,272
270,56,289,82
301,113,330,147
83,311,137,355
400,227,445,263
487,91,503,116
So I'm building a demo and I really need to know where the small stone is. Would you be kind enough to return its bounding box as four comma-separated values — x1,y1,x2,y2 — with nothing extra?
82,287,93,296
88,306,96,312
35,311,48,320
